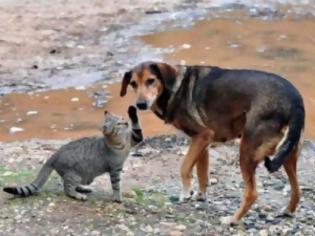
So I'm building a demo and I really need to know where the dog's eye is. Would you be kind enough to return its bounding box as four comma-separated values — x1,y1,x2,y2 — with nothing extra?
130,81,137,89
146,78,155,86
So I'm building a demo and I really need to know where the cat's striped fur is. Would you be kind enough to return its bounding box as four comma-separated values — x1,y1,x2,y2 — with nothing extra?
3,106,143,202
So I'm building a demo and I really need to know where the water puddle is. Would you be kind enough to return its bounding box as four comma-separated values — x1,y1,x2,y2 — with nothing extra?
141,15,315,139
0,83,173,141
1,5,315,141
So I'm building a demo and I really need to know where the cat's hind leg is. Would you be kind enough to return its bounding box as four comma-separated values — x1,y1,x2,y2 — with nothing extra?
63,172,87,201
76,185,93,193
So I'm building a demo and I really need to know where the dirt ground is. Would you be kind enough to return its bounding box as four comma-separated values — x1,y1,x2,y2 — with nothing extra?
0,0,315,235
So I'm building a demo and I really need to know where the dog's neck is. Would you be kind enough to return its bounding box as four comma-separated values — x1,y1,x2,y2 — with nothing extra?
152,65,187,122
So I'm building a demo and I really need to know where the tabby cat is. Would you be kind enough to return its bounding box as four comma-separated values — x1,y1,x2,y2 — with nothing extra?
3,106,143,202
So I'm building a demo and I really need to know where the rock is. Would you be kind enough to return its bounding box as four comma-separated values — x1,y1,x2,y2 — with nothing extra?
181,44,191,49
9,126,24,134
169,230,183,236
91,230,100,236
145,10,163,14
174,224,186,231
2,171,14,176
16,118,23,123
26,110,39,116
209,178,218,185
71,97,79,102
48,202,55,207
142,225,153,233
282,184,290,196
228,43,240,48
75,86,86,90
259,229,268,236
169,195,180,203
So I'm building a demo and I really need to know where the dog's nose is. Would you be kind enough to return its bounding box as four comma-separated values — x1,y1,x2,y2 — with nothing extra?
136,102,148,110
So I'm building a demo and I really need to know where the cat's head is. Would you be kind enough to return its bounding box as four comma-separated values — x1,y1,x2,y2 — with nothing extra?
102,110,130,144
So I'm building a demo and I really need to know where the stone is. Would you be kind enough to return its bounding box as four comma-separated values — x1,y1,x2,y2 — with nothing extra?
9,126,24,134
209,178,218,185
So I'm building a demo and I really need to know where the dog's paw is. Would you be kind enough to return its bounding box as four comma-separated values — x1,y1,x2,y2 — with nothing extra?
278,207,294,218
220,215,237,225
193,192,207,202
179,190,194,202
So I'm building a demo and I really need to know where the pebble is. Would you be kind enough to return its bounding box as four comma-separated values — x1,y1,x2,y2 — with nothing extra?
9,126,24,134
71,97,79,102
48,202,55,207
174,224,186,231
16,118,23,123
2,171,14,176
181,43,191,49
142,225,153,233
259,229,268,236
209,178,218,185
75,86,86,90
90,230,100,236
169,230,183,236
26,110,39,116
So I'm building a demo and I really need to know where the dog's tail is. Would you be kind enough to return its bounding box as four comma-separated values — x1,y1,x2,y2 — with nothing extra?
3,158,54,197
264,105,305,173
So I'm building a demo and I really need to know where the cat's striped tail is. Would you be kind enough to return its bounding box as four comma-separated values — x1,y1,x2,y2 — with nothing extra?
3,159,54,197
128,106,143,146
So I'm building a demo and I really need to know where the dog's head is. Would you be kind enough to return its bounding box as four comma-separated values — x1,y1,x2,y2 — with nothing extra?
120,61,177,110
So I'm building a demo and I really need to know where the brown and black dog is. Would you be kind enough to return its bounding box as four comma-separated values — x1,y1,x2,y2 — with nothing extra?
120,61,305,224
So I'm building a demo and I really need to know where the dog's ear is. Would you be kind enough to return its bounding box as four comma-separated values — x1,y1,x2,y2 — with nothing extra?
120,71,132,97
149,63,176,91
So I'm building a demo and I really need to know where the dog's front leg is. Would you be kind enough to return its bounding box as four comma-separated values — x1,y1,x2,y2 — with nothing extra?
180,131,213,201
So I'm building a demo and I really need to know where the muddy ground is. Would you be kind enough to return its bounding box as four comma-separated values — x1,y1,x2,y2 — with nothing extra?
0,0,315,235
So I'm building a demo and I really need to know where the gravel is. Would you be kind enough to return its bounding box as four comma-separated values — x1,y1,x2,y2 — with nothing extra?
0,137,314,235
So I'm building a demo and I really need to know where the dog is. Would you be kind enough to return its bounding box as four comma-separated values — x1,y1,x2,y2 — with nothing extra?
120,61,305,224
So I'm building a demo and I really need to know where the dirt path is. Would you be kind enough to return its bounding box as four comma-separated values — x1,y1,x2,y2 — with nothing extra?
0,137,314,235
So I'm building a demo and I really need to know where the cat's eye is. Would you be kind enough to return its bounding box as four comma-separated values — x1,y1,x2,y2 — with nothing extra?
145,78,155,86
130,81,137,89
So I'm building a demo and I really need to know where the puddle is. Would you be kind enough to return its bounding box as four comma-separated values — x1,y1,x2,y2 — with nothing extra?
1,3,315,141
0,83,173,141
141,15,315,139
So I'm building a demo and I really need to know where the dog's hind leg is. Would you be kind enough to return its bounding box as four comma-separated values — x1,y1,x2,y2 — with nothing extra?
282,146,300,215
221,137,258,225
195,149,209,201
180,131,213,201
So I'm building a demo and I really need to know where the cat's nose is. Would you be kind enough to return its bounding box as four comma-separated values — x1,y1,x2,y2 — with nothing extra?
104,110,108,115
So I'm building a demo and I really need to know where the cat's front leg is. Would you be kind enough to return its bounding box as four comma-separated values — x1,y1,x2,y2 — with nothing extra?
109,169,122,203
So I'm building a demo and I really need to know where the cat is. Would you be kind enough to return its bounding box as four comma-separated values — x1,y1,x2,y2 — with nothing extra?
3,106,143,202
